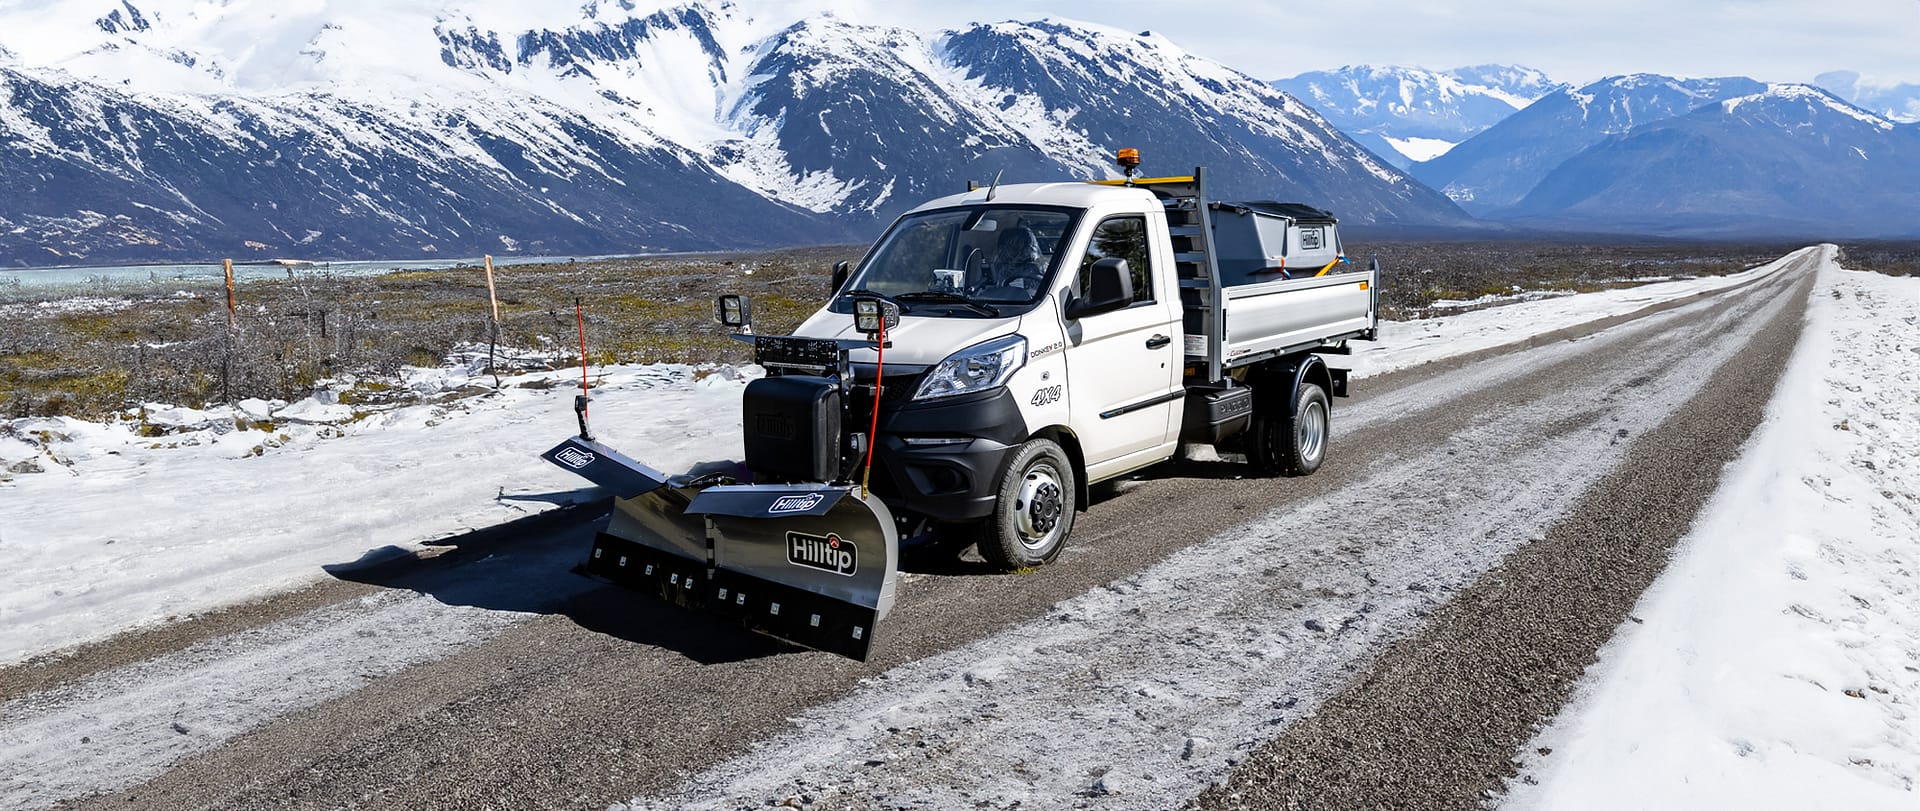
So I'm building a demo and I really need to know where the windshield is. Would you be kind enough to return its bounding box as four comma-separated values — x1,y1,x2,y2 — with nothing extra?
839,206,1078,315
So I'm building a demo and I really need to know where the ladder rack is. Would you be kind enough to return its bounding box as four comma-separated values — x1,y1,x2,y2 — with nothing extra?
1104,168,1229,384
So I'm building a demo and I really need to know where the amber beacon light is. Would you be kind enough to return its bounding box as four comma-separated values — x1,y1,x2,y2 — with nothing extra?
1116,148,1142,184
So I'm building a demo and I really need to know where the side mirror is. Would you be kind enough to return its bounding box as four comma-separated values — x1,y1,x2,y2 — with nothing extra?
830,260,851,297
715,294,753,332
1064,257,1133,320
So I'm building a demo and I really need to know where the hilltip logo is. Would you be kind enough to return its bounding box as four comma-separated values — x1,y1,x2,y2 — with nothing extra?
554,446,596,469
787,531,857,577
768,492,825,514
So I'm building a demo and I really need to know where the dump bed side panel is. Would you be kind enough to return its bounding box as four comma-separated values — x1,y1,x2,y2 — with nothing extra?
1181,268,1376,363
1223,272,1374,361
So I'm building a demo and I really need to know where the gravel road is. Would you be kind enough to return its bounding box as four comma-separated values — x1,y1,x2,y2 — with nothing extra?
1191,257,1814,809
0,251,1814,810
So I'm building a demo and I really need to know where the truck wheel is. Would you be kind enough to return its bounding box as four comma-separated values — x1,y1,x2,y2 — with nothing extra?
978,438,1076,570
1249,382,1329,477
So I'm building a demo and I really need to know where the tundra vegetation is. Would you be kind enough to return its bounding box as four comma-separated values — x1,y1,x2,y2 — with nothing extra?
2,240,1906,421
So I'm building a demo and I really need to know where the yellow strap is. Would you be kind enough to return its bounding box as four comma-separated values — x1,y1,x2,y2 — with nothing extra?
1313,259,1342,277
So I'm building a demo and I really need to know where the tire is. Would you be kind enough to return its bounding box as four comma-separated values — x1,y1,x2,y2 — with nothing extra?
1249,381,1329,477
977,438,1076,570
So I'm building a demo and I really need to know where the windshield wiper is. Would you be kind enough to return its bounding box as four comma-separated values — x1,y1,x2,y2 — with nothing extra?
895,291,999,317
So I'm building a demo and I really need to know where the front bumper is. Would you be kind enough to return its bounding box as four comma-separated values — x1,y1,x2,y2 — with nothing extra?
869,387,1028,522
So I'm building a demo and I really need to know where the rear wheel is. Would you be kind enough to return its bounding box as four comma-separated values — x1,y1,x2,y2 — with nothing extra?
977,438,1076,570
1249,381,1329,477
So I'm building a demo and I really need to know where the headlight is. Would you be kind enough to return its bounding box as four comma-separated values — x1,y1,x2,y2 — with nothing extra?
914,334,1027,401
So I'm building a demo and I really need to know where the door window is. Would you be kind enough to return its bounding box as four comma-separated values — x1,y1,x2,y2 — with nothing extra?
1075,216,1154,305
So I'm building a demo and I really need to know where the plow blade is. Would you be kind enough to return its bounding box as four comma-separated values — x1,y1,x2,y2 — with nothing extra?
541,436,671,499
554,443,900,660
702,487,898,660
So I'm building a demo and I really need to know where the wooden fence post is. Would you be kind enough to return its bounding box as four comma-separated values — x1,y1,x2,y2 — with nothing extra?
484,255,501,323
222,258,236,403
484,255,501,387
224,258,236,332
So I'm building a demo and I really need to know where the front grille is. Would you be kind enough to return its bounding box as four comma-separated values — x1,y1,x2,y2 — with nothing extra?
849,364,926,405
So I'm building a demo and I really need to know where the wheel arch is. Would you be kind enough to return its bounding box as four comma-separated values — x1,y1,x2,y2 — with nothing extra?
1253,352,1332,415
1029,425,1088,512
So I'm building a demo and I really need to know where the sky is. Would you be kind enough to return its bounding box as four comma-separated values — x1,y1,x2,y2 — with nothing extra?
825,0,1920,87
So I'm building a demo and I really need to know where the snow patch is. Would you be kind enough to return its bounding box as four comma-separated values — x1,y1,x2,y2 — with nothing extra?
0,361,758,665
1504,247,1920,808
1722,83,1895,131
1382,135,1458,162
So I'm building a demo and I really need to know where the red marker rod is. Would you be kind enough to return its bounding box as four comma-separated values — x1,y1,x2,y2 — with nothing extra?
574,297,593,440
860,318,885,498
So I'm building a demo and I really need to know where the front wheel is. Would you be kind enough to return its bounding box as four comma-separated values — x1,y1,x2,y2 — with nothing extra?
977,438,1076,570
1249,382,1329,477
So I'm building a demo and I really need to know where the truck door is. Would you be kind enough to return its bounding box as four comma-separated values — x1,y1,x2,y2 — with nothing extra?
1062,214,1182,479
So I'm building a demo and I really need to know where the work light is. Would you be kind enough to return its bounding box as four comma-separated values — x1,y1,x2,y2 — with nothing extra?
852,297,899,335
715,294,752,329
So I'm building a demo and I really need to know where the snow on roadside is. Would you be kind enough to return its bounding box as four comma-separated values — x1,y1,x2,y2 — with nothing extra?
1502,255,1920,807
0,249,1802,667
0,361,758,665
1349,246,1812,378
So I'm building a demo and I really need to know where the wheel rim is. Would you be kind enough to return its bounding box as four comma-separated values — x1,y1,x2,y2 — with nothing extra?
1013,462,1066,550
1297,399,1327,464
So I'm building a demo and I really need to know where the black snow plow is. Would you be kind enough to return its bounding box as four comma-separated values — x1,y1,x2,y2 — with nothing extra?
544,296,904,660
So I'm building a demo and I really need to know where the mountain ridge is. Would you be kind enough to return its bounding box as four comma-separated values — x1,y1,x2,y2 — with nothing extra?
1272,64,1560,167
1501,83,1920,238
1410,73,1768,213
0,1,1468,268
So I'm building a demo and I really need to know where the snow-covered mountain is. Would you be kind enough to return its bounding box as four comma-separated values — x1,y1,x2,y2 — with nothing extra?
1272,65,1559,167
1502,85,1920,238
926,22,1464,217
1411,74,1767,213
0,61,831,264
0,1,1467,267
1814,70,1920,124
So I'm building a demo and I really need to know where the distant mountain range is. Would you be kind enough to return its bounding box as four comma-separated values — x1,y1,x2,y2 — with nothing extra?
0,1,1465,268
1272,65,1560,167
1410,75,1770,213
1502,84,1920,238
1395,72,1920,238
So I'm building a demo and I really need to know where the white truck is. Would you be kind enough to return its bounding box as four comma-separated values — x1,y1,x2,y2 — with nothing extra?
544,159,1379,659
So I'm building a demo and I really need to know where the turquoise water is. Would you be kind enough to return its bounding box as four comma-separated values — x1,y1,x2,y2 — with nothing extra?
0,253,643,291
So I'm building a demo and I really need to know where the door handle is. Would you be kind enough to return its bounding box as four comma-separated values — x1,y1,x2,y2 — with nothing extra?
1145,334,1171,349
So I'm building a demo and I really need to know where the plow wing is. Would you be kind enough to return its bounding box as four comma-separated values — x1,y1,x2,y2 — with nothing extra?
545,438,899,660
